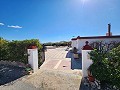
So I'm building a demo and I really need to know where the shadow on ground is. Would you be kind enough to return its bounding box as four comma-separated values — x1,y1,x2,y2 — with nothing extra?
66,50,82,70
66,50,72,58
0,64,26,85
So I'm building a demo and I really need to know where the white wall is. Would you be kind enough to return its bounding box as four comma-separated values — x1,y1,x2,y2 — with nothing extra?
82,50,93,77
71,40,77,49
72,38,120,53
77,39,81,50
27,49,38,72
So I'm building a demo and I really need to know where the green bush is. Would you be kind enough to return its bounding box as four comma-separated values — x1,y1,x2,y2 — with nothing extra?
0,37,9,60
108,45,120,88
0,37,43,66
89,45,120,89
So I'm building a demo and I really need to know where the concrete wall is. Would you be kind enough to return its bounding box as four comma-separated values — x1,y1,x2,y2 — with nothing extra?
82,50,93,77
28,49,38,72
71,40,77,49
46,46,56,49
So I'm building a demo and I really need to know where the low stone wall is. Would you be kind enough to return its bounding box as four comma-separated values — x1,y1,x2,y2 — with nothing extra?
46,46,56,49
0,60,26,68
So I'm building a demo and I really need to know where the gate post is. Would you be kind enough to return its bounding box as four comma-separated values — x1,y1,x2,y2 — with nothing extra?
27,45,38,72
82,41,93,77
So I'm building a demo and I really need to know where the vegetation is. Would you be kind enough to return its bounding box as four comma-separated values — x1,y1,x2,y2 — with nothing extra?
0,37,43,66
89,41,120,89
44,41,71,47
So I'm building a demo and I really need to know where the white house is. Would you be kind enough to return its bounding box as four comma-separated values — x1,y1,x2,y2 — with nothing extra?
71,24,120,53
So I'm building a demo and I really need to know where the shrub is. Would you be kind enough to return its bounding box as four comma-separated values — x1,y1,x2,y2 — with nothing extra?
0,37,9,60
89,45,120,89
107,45,120,88
0,37,43,66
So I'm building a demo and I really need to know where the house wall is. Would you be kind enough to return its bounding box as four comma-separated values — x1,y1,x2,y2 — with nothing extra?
71,40,77,49
72,37,120,53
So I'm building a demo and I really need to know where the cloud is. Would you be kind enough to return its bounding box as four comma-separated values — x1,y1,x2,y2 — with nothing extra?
0,23,4,26
8,25,22,28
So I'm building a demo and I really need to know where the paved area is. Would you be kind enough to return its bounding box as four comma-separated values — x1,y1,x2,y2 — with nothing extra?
40,47,71,70
71,54,82,70
66,50,82,70
41,47,82,70
0,47,82,90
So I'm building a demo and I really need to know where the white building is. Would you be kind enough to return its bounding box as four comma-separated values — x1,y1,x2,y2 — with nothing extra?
71,24,120,53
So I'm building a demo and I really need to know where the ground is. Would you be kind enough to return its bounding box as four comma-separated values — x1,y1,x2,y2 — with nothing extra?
0,69,82,90
0,65,25,85
0,47,82,90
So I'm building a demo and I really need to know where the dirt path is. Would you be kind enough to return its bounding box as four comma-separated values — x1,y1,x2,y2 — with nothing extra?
0,69,82,90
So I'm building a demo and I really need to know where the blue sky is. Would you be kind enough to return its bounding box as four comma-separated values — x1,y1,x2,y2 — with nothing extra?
0,0,120,43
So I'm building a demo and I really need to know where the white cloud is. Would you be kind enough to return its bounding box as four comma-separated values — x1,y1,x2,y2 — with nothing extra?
0,23,4,26
8,25,22,28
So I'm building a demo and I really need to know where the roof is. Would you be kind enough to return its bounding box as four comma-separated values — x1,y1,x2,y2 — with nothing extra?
71,38,77,40
71,35,120,40
82,41,93,50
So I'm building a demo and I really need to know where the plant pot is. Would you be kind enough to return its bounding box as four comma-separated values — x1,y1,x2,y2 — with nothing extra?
28,45,37,49
88,75,95,82
31,46,37,49
87,66,95,82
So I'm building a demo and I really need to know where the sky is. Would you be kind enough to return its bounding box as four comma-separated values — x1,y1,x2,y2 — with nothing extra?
0,0,120,43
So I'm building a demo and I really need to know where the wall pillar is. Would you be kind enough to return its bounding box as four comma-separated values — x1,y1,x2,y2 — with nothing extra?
27,45,38,72
82,41,93,77
77,39,80,51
